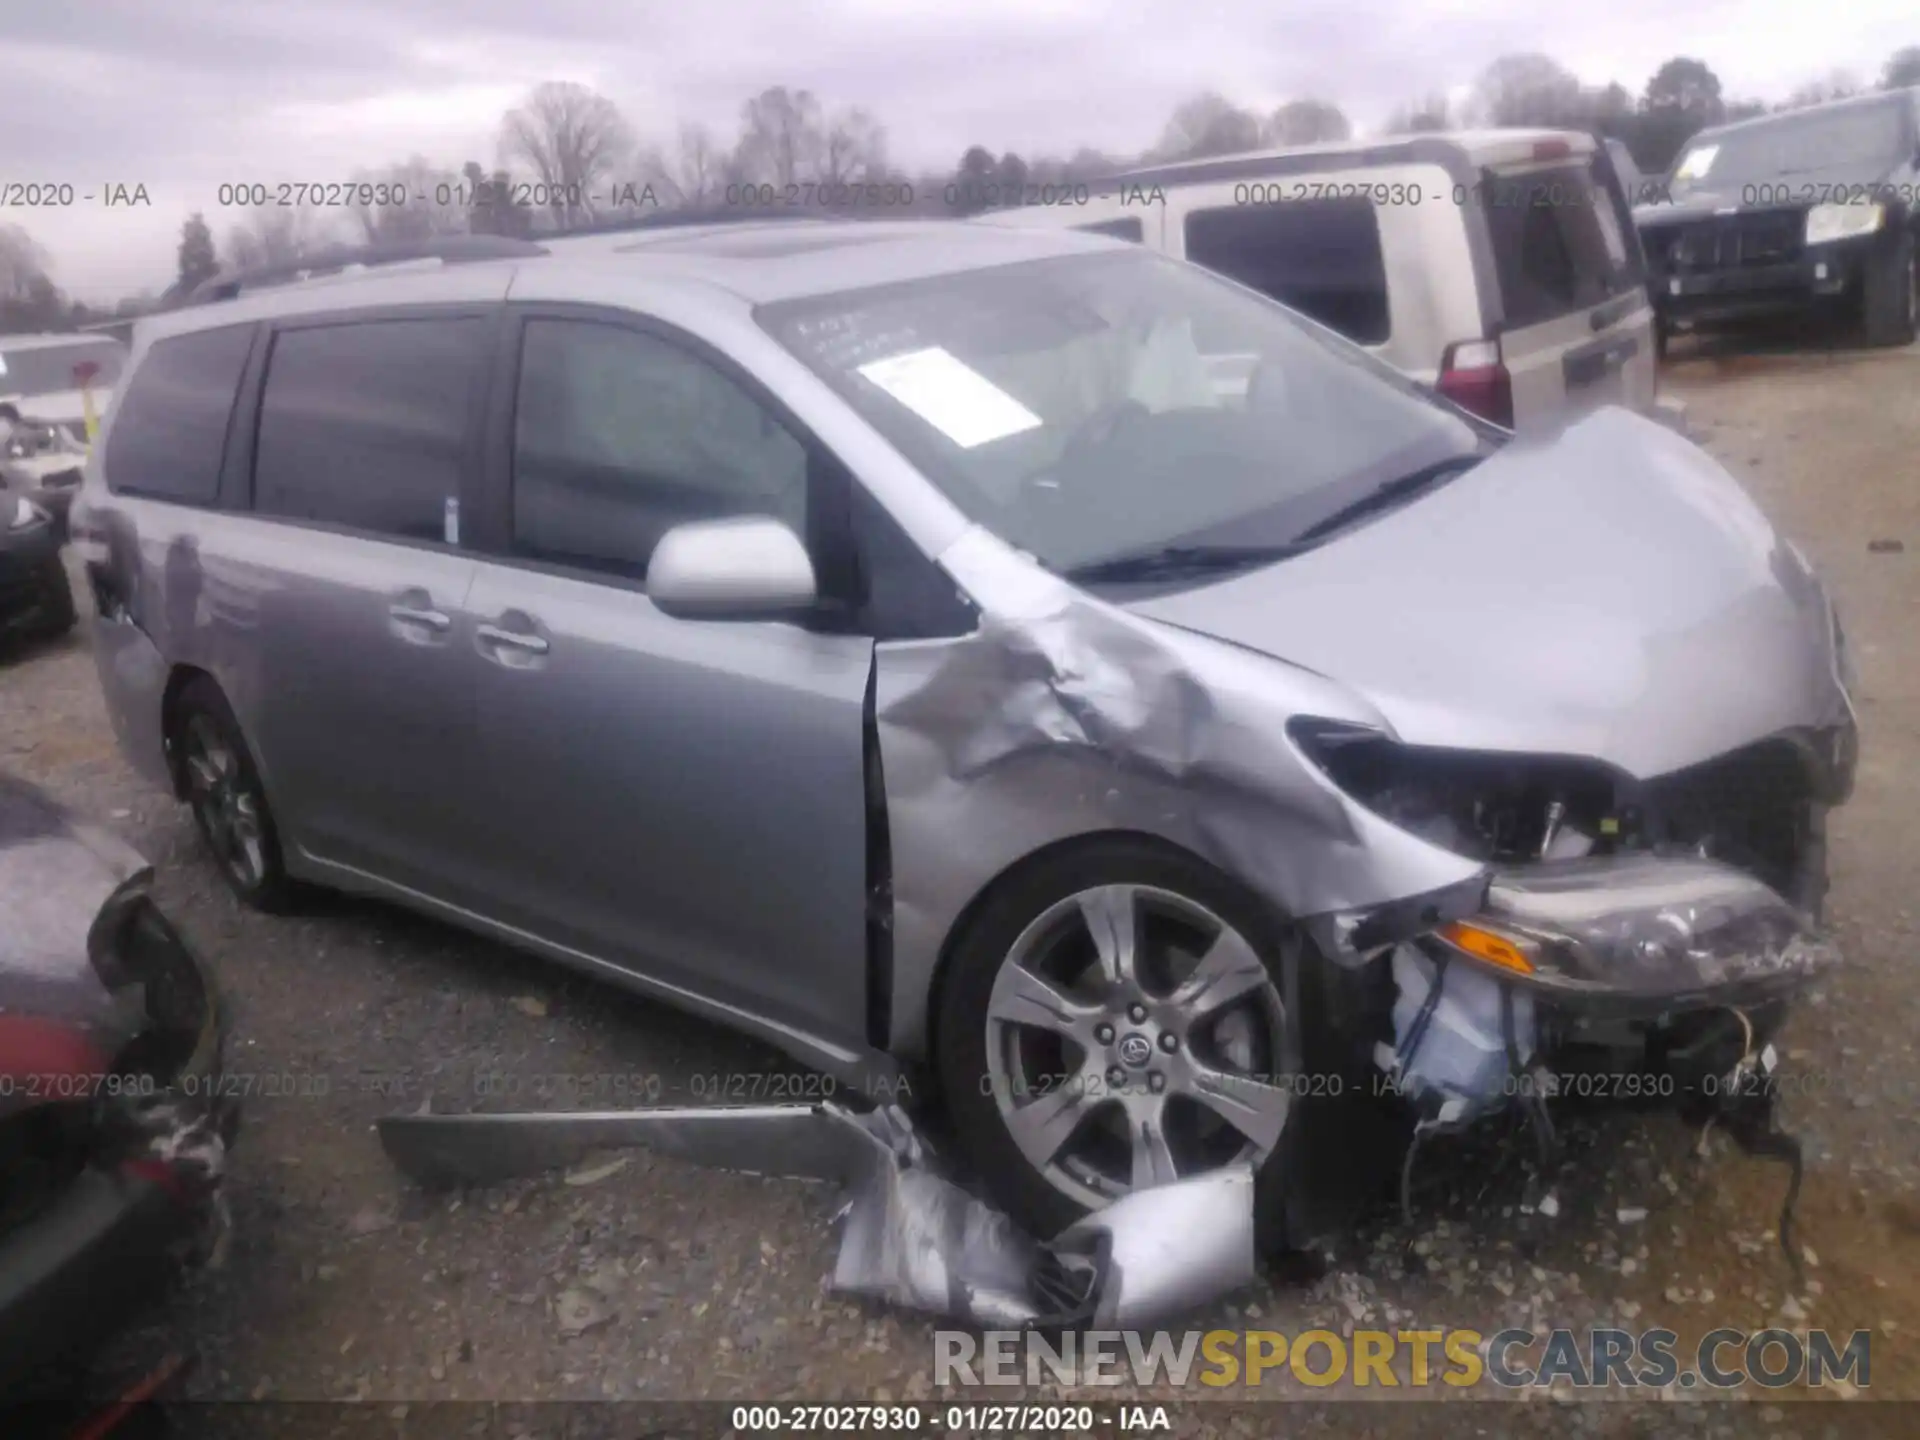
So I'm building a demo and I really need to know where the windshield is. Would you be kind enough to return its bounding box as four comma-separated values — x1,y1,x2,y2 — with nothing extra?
759,250,1483,573
1671,101,1910,192
0,338,128,397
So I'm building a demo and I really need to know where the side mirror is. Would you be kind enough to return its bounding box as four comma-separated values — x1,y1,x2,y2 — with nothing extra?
648,515,817,620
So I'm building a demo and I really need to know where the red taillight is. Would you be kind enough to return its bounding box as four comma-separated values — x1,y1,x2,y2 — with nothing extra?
0,1015,111,1082
1531,139,1572,161
121,1156,193,1202
1436,339,1514,428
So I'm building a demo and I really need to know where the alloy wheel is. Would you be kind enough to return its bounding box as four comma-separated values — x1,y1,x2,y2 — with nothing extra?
182,714,268,891
984,883,1293,1210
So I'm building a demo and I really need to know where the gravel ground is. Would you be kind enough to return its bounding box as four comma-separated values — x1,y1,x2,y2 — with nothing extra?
4,334,1919,1433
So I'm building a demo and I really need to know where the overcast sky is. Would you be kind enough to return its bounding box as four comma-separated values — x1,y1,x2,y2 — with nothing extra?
7,0,1917,301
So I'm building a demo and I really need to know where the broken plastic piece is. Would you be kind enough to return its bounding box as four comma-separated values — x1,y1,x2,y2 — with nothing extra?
377,1100,1257,1328
1051,1167,1255,1327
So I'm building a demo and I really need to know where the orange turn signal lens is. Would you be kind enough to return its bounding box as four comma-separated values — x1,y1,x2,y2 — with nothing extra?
1439,921,1536,975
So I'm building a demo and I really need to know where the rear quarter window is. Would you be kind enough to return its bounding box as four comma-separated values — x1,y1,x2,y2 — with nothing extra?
102,325,255,503
1183,197,1390,345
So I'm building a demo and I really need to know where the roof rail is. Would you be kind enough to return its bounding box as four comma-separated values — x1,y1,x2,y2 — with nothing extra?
187,235,550,306
543,206,849,242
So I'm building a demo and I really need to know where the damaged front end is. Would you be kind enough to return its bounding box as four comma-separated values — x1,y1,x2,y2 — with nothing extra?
1371,852,1835,1265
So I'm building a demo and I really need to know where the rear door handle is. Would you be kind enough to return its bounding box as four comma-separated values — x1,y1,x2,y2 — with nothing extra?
476,623,549,656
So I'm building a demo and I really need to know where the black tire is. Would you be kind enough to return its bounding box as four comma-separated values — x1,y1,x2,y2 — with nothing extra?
35,555,75,637
172,676,297,912
935,836,1304,1240
1862,230,1918,348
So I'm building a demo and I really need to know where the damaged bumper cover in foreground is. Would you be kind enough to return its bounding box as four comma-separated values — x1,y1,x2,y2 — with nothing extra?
0,773,236,1396
378,1103,1256,1330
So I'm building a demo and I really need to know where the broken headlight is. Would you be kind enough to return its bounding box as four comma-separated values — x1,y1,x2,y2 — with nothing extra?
1287,718,1616,862
1430,853,1837,1011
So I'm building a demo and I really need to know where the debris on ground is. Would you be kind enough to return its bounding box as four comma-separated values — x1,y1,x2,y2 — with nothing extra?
378,1101,1257,1328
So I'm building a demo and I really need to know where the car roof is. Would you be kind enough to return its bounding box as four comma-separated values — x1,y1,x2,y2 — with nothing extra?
1107,127,1597,187
132,219,1129,345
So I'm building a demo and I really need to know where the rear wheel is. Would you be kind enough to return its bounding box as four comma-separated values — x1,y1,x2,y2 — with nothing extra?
937,839,1301,1238
1862,231,1918,348
173,678,295,912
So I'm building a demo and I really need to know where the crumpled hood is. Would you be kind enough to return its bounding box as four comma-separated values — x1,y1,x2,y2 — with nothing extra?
0,772,151,1101
1126,408,1849,780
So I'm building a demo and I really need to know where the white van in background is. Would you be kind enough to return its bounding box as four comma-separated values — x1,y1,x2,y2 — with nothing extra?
975,130,1657,435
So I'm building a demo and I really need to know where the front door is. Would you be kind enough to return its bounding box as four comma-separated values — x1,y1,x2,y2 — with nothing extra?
460,311,874,1047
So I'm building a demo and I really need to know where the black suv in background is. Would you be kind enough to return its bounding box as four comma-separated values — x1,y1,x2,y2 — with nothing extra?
1634,88,1920,350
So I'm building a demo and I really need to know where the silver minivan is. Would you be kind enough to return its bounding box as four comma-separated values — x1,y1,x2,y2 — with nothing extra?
976,129,1659,435
73,223,1852,1237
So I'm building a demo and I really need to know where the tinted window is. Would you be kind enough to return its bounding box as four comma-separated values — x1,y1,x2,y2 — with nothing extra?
102,326,252,503
511,319,807,579
253,318,483,540
1481,161,1638,329
1184,199,1389,344
1076,217,1144,242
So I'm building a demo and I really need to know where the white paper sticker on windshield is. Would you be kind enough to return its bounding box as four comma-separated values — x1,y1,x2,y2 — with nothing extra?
0,354,8,377
1674,145,1718,181
856,346,1042,449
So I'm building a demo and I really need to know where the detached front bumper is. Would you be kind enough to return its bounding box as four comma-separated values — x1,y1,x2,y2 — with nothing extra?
0,899,234,1396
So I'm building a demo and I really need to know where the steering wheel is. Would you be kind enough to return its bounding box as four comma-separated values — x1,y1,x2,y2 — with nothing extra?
1021,400,1149,512
1057,399,1149,466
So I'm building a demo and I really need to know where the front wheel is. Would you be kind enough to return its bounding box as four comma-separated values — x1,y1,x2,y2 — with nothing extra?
937,839,1301,1238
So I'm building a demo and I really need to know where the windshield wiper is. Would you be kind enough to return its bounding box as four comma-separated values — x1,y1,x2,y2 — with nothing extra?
1062,542,1309,585
1284,454,1484,548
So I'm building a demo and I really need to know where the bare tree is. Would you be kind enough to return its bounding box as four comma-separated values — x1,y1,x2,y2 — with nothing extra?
0,223,53,301
223,205,338,273
824,107,888,185
1886,46,1920,90
1780,70,1864,110
1264,98,1351,145
1383,94,1454,134
733,87,828,187
1473,53,1585,127
345,156,467,245
0,224,69,332
657,122,726,207
499,81,635,229
1154,92,1262,161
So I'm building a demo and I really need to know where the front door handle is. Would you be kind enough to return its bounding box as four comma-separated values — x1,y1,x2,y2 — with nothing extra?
389,604,451,632
476,623,549,656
